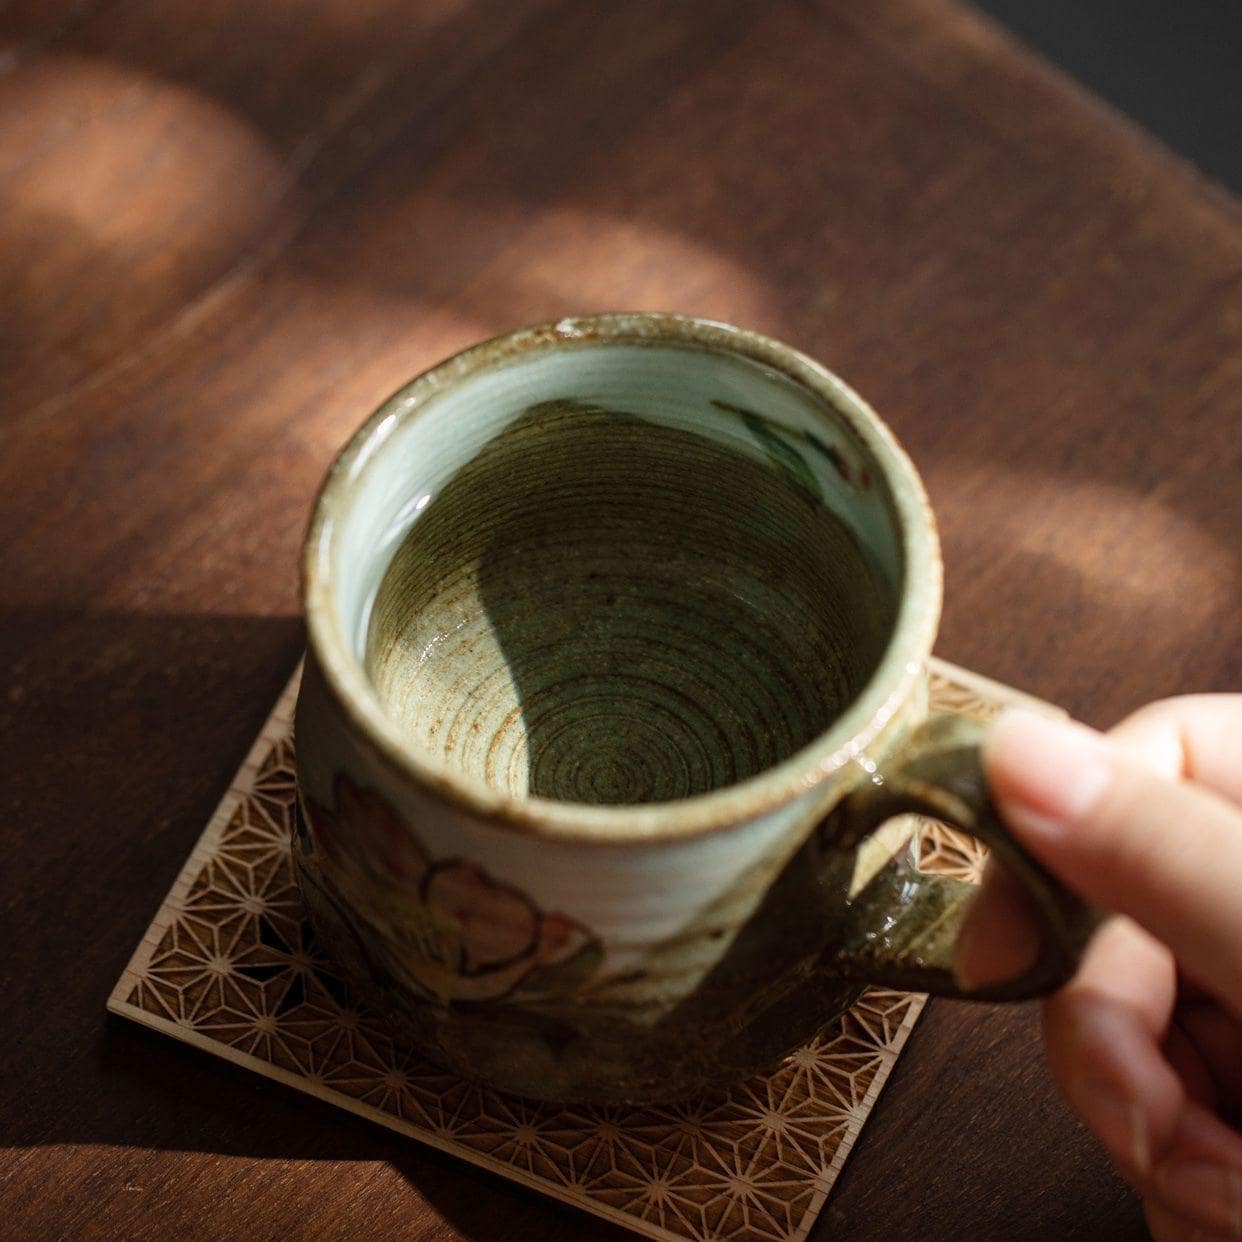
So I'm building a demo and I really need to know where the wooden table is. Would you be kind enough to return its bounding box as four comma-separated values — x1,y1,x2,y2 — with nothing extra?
3,1,1239,1237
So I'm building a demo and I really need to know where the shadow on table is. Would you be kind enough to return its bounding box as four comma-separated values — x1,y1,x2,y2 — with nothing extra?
0,603,629,1239
1,601,1148,1242
2,607,299,1151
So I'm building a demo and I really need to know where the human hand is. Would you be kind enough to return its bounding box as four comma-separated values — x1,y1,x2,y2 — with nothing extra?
954,697,1242,1241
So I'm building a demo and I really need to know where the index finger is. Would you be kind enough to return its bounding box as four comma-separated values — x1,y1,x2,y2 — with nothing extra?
985,709,1242,1009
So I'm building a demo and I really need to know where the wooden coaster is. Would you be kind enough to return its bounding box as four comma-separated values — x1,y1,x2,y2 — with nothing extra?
108,658,1055,1241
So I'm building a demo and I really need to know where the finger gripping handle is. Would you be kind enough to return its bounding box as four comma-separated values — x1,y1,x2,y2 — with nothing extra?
835,712,1101,1000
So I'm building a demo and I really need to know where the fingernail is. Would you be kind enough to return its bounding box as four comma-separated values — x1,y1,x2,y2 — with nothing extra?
1074,1078,1151,1176
985,710,1115,832
1156,1161,1242,1238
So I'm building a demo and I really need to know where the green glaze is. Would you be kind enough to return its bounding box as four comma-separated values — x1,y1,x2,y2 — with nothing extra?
364,401,895,806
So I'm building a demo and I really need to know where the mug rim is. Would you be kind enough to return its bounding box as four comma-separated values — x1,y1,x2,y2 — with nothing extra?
302,312,942,842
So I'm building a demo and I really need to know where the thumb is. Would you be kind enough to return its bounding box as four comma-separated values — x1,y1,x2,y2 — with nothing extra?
981,709,1242,1007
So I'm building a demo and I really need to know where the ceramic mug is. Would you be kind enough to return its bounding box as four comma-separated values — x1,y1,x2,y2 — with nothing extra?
293,313,1095,1104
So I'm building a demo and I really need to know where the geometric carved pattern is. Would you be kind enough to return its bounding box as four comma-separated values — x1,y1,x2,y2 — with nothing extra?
109,657,1056,1241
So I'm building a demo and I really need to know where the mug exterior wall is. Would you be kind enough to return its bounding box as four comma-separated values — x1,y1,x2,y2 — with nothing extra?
294,650,929,1101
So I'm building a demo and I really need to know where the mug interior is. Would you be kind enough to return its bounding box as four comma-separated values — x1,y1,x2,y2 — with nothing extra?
322,327,913,809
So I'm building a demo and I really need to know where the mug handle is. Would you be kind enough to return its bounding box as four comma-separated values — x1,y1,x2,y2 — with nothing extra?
832,712,1103,999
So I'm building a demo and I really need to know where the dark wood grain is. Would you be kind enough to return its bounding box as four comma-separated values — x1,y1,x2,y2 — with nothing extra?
2,0,1238,1236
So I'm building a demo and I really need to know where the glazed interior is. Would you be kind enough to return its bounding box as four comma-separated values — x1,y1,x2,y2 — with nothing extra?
327,338,906,808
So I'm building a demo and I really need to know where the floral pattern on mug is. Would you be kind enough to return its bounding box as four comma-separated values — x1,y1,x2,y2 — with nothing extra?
303,775,602,1004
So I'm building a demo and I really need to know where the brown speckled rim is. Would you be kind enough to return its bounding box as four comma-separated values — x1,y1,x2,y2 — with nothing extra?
303,313,942,842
